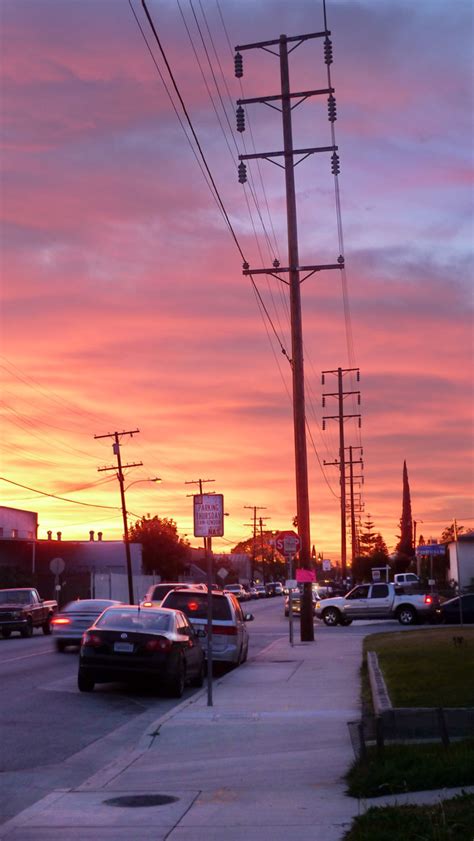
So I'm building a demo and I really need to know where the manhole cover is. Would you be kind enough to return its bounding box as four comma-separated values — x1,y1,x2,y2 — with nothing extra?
104,794,178,808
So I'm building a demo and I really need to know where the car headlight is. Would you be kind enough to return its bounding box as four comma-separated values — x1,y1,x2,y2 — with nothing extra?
315,602,321,610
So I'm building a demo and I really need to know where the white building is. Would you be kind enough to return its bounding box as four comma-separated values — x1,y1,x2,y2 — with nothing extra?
448,534,474,590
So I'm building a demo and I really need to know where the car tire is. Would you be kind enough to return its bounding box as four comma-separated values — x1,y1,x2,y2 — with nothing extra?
56,640,66,653
2,629,11,639
322,607,341,626
397,605,417,625
340,617,353,626
241,642,248,663
168,659,186,698
42,620,51,635
78,670,95,692
20,621,33,638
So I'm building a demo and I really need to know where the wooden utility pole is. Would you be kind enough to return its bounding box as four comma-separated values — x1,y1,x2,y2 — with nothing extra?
322,368,360,579
94,430,142,604
244,505,266,583
236,30,344,640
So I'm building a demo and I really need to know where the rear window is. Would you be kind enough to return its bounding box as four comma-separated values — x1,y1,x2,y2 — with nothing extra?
148,584,179,601
163,592,232,621
65,600,117,613
96,608,171,632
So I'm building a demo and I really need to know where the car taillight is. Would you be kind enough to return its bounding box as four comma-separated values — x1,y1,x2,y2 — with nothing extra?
51,617,71,625
145,637,172,653
187,601,199,612
81,632,102,648
212,625,237,636
424,595,433,604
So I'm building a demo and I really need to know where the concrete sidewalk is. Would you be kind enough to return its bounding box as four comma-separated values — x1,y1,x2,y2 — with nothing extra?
1,632,470,840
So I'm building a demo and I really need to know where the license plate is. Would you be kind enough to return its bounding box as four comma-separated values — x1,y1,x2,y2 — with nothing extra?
195,628,207,638
114,642,134,653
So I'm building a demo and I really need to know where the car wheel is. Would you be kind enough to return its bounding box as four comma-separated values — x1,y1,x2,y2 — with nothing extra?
340,617,353,626
78,670,95,692
322,607,340,626
241,642,248,663
2,629,11,639
20,621,33,638
397,605,417,625
192,659,206,688
42,620,51,635
168,659,186,698
56,640,66,653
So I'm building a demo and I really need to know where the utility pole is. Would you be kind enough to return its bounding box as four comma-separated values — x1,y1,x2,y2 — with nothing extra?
94,430,142,604
236,30,344,641
244,505,266,583
322,368,361,579
346,445,364,566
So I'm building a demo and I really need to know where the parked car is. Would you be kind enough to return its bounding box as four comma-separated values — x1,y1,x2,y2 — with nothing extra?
253,585,267,599
0,588,57,638
77,605,205,697
435,593,474,624
224,584,249,601
141,582,205,608
265,582,283,597
284,588,318,617
393,573,420,587
51,599,122,651
160,588,253,666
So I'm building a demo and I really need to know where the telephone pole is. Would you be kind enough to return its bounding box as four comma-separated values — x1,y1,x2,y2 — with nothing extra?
236,30,344,641
94,429,142,604
322,368,361,579
244,505,267,583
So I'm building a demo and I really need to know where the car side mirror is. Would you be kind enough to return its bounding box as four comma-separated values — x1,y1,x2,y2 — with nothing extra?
244,613,254,622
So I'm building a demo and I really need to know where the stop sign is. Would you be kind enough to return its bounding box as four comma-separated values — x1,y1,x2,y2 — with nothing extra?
275,530,301,556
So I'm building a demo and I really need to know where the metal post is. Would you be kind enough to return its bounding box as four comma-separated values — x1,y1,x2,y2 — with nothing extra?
205,535,213,706
280,34,313,642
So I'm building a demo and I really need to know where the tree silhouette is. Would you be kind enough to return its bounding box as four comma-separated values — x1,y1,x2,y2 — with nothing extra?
397,461,414,558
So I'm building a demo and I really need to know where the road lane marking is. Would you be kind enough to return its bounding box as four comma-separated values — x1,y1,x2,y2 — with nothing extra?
0,648,53,665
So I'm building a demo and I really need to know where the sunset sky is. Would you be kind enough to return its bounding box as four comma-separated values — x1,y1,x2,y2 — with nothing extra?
1,0,473,560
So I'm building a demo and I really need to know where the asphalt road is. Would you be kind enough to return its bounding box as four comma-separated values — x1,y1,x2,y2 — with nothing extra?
0,596,285,823
0,595,402,824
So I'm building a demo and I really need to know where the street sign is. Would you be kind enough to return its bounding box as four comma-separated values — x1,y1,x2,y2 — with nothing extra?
193,494,224,537
275,530,301,556
322,559,331,571
296,568,315,583
50,557,65,575
217,567,228,580
415,544,445,557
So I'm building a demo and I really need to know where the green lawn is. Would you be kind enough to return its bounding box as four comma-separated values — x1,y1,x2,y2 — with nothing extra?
346,741,474,798
342,793,474,841
364,628,474,707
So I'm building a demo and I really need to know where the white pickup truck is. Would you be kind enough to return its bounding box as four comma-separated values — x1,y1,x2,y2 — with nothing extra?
314,582,439,626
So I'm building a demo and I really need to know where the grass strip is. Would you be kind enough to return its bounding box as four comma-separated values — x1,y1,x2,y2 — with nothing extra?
364,628,474,707
342,792,474,841
346,741,474,798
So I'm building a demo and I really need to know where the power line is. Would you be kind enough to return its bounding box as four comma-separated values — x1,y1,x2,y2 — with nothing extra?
0,476,139,513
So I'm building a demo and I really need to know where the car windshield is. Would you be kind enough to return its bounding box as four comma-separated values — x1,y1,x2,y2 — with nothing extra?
163,592,232,620
0,590,29,604
64,600,117,613
96,609,171,632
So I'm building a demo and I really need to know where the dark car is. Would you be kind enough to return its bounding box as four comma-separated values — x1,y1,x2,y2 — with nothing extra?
77,605,205,697
51,599,122,651
435,593,474,624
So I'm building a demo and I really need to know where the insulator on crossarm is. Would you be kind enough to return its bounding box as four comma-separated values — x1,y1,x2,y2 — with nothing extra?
238,162,247,184
324,37,333,65
236,105,245,133
328,94,337,122
234,52,243,78
331,152,340,175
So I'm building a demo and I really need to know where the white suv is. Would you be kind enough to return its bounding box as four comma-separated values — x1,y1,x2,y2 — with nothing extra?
161,588,253,666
